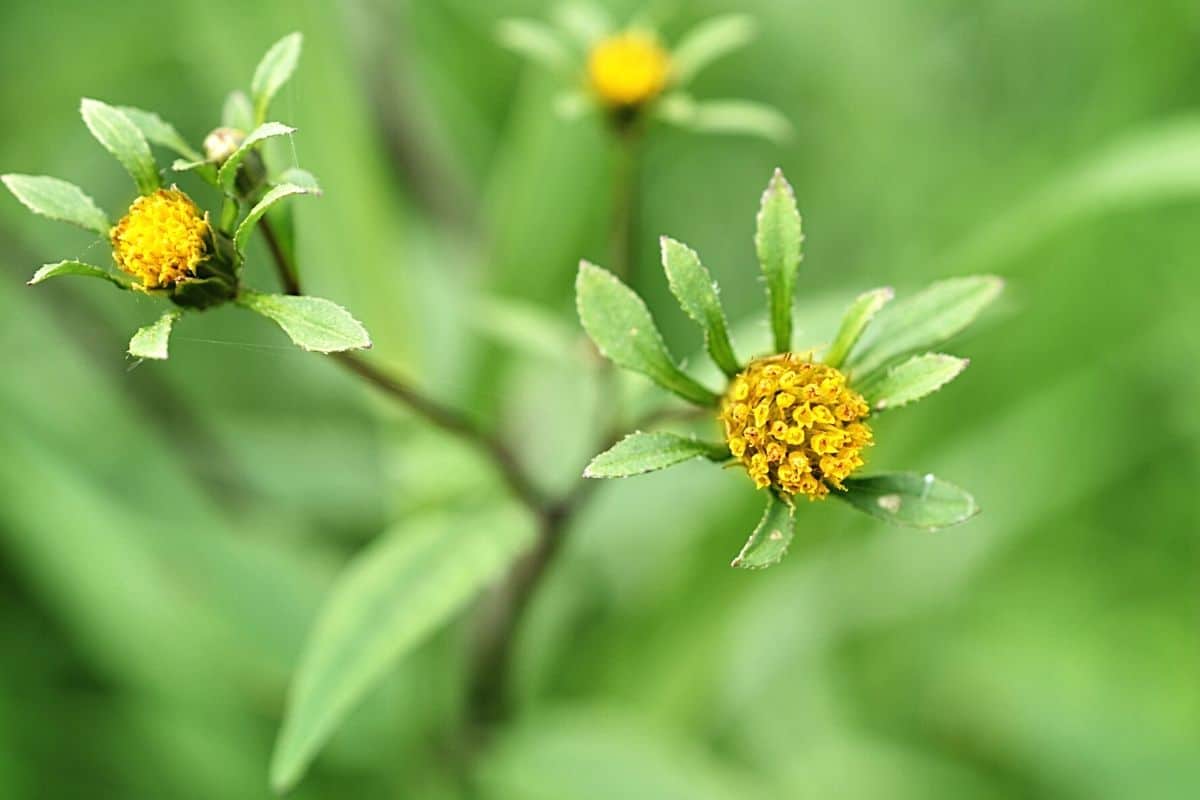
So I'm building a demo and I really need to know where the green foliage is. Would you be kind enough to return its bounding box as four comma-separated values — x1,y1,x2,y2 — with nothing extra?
838,473,978,529
250,32,303,124
755,168,803,352
270,506,535,793
117,106,202,162
497,19,572,73
1,174,110,235
584,432,728,478
859,353,970,411
656,96,792,143
79,98,160,195
237,291,371,353
27,260,125,288
730,493,795,569
670,14,756,84
575,261,718,406
660,236,740,376
846,276,1002,381
824,287,893,368
234,183,315,255
216,122,295,193
128,310,181,360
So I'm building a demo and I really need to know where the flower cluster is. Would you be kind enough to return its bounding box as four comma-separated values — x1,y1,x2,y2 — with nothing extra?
722,356,873,499
1,33,370,360
578,169,1001,568
499,5,790,140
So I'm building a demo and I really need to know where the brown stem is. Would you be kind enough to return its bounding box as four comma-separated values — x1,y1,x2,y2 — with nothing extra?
259,221,301,296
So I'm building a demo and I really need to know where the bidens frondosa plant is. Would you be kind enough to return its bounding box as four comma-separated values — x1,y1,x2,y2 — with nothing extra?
499,5,790,140
577,169,1003,568
2,33,369,361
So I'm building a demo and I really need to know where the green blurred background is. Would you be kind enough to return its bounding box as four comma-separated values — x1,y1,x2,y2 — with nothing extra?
2,0,1198,797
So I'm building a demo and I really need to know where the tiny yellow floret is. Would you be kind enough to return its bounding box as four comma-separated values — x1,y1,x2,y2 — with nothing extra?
587,31,670,107
720,354,873,500
110,188,210,290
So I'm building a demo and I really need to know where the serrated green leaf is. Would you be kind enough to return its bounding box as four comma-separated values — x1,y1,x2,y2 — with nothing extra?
859,353,969,411
575,261,718,406
269,506,536,793
28,260,126,289
584,432,728,478
128,310,181,360
671,14,756,84
238,291,370,353
222,90,254,131
731,494,794,569
846,275,1003,379
661,237,739,376
755,169,803,353
250,33,302,124
217,122,295,194
838,472,979,530
497,18,573,73
1,174,110,235
117,106,201,161
276,167,321,193
824,287,894,368
80,98,159,195
233,183,315,254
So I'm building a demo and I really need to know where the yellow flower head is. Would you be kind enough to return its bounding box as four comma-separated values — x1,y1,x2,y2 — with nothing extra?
110,188,210,290
587,31,670,107
720,354,873,500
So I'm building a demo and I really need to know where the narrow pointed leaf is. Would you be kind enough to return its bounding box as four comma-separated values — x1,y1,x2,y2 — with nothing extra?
80,99,160,195
497,19,573,72
2,175,110,235
552,3,612,45
28,260,126,289
576,261,718,406
238,292,370,353
846,275,1003,379
824,287,894,368
838,473,979,529
678,99,792,143
860,353,970,411
251,33,303,124
217,122,296,193
128,310,181,360
117,106,201,161
731,494,794,569
270,506,536,793
661,237,739,375
234,183,315,254
755,169,803,352
584,431,729,479
671,14,756,84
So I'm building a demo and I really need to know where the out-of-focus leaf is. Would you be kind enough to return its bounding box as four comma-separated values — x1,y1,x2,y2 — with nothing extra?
584,432,728,479
222,90,255,131
478,709,770,800
824,287,894,368
575,261,718,406
755,169,803,352
270,506,536,793
233,183,315,254
117,106,201,162
79,98,159,195
552,2,612,46
128,310,181,361
859,353,969,411
250,32,303,124
217,122,295,193
238,291,370,353
276,166,321,193
1,174,110,235
670,14,756,84
497,19,573,73
472,296,581,364
28,260,126,289
838,473,979,529
731,493,794,569
846,276,1002,380
661,236,739,376
657,95,791,142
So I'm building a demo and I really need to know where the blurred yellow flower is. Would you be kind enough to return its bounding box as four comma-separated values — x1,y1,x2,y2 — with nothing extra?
721,354,873,500
110,188,209,290
587,31,670,107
